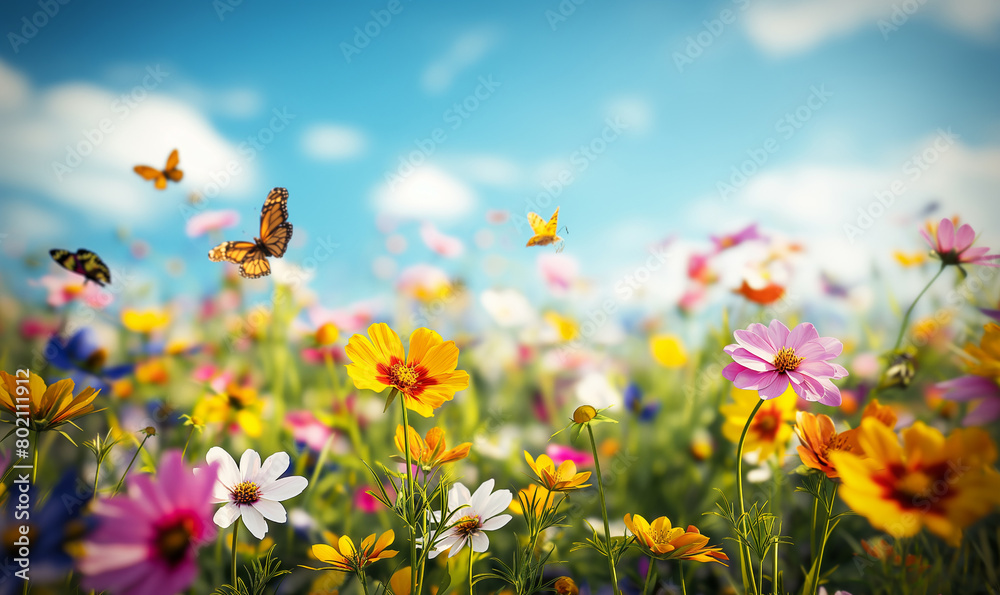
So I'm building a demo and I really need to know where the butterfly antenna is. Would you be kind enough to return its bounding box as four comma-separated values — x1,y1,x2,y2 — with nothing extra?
559,225,569,235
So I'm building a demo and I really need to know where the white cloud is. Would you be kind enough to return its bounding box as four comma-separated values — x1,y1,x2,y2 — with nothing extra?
0,61,30,111
605,96,654,135
0,200,67,256
440,154,520,186
744,0,1000,55
0,59,255,226
301,123,366,160
421,29,498,94
372,164,476,221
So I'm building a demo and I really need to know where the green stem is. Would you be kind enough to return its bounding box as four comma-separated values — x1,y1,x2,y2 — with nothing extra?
587,424,621,595
736,399,765,595
400,394,419,595
32,430,40,483
642,557,655,595
181,426,195,459
892,263,946,352
359,571,371,595
231,522,240,588
112,435,149,496
468,548,475,595
679,562,687,595
92,458,102,503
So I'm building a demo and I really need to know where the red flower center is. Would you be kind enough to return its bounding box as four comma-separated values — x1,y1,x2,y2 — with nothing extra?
154,514,197,566
773,347,804,374
389,363,419,389
454,514,482,537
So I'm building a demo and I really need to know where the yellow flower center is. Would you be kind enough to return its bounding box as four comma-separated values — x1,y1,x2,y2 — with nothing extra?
773,347,804,374
573,405,597,423
390,363,419,389
230,481,261,505
454,514,482,537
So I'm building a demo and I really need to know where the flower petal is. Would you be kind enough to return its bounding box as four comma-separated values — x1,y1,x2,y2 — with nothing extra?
259,475,308,501
240,504,269,539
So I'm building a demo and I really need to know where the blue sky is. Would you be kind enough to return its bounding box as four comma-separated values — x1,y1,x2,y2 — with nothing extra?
2,0,999,318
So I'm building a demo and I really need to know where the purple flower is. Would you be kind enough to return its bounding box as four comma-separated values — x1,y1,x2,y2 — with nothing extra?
710,223,764,252
920,218,1000,268
937,376,1000,426
722,320,848,405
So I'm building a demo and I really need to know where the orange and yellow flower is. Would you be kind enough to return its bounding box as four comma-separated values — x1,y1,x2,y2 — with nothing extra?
721,386,798,461
830,418,1000,546
121,308,170,334
345,323,469,417
524,451,591,492
793,410,859,479
0,371,99,433
509,484,556,517
554,576,579,595
393,425,471,471
623,514,729,564
192,382,264,438
304,530,398,574
650,334,688,368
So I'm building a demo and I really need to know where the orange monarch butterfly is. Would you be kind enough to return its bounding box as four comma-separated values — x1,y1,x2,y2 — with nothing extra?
208,187,292,279
134,149,183,190
49,248,111,286
526,207,563,247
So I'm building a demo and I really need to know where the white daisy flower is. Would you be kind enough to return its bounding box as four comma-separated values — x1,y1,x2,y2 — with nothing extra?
206,447,309,539
427,478,513,558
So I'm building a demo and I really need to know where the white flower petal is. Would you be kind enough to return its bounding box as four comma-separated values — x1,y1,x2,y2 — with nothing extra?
447,536,468,557
211,483,232,503
255,452,290,485
449,482,471,510
469,479,495,513
470,532,489,553
213,502,241,528
479,489,513,519
480,514,512,531
253,499,288,523
258,475,308,501
239,449,262,481
240,504,268,539
206,447,240,487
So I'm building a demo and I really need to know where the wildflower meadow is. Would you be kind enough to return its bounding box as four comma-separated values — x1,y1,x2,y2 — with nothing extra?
2,3,1000,595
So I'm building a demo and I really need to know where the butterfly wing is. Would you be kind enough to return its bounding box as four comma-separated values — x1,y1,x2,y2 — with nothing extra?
76,249,111,286
527,212,547,235
134,165,167,189
544,207,559,235
165,149,183,182
259,187,292,257
208,241,258,264
526,209,560,247
238,247,272,279
49,249,78,273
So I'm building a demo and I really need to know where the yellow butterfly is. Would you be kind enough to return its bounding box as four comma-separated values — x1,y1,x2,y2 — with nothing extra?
208,187,292,279
49,248,111,286
134,149,183,190
526,207,563,247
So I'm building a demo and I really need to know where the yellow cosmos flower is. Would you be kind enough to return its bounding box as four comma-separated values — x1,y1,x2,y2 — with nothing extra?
121,308,170,334
0,371,99,433
544,311,579,341
721,386,798,461
830,418,1000,546
345,323,469,418
304,530,398,574
893,250,927,267
393,425,471,471
524,451,591,492
192,382,264,438
134,358,169,384
964,323,1000,379
315,322,340,346
650,334,688,368
509,484,556,517
623,514,729,564
389,566,412,595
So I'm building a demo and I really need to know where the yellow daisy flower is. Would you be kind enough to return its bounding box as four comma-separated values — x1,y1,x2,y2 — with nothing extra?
345,323,469,418
304,530,398,574
721,386,798,461
0,371,99,433
121,308,170,334
393,425,471,471
623,514,729,564
524,451,591,492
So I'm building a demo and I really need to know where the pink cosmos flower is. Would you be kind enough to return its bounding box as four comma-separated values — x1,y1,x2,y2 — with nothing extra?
546,444,593,467
78,450,218,595
537,252,578,295
920,218,1000,269
185,209,240,238
285,410,334,452
307,301,376,334
722,320,848,405
30,270,112,309
936,375,1000,426
711,223,764,252
420,222,464,258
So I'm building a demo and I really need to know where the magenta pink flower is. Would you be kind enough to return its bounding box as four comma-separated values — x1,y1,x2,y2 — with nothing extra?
420,222,464,258
546,443,593,467
78,450,218,595
936,375,1000,426
711,222,764,252
920,218,1000,269
285,410,334,452
722,320,848,405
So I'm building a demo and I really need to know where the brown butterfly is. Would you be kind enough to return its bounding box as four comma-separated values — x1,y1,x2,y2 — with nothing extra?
134,149,183,190
208,187,292,279
526,207,563,247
